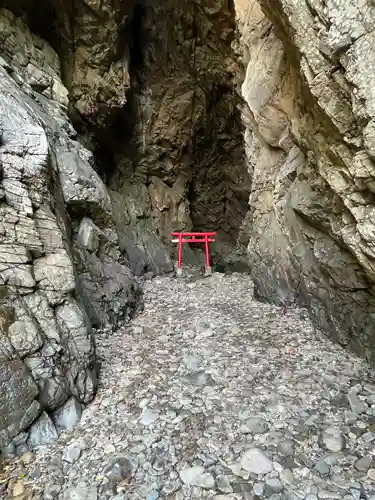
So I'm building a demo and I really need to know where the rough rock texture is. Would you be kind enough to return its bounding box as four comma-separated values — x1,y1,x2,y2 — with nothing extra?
236,0,375,361
0,8,139,452
9,0,250,265
85,0,251,258
4,272,375,499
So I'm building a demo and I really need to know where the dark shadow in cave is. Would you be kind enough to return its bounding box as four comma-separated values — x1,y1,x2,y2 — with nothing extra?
1,0,58,52
93,0,150,183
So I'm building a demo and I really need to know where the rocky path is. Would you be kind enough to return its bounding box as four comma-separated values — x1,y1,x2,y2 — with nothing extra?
4,273,375,500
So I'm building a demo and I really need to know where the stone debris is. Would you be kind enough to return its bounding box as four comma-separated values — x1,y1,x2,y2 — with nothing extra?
3,272,375,499
241,448,274,475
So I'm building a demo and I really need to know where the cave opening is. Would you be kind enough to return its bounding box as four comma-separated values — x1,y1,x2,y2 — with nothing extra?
1,0,252,271
76,0,252,270
77,0,151,185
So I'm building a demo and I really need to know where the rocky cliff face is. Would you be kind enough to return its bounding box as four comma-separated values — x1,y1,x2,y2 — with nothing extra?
3,0,375,457
236,0,375,361
0,0,248,453
88,0,250,258
0,8,141,453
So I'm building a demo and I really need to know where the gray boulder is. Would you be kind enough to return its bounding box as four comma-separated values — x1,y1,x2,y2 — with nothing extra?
28,412,58,449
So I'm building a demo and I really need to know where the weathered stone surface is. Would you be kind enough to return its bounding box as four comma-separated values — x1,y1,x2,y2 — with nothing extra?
74,221,141,328
0,357,40,448
319,427,347,453
241,448,274,475
180,466,206,486
12,273,375,498
0,8,140,452
56,139,113,224
52,397,83,432
27,411,58,449
236,0,375,361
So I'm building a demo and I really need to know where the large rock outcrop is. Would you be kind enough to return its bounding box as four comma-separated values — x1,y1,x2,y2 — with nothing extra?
0,0,249,453
8,0,249,265
65,0,251,258
236,0,375,360
0,8,139,453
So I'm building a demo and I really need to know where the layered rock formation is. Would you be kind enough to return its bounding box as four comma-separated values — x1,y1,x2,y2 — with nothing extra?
236,0,375,360
5,0,375,458
0,8,140,453
0,0,249,453
92,0,250,258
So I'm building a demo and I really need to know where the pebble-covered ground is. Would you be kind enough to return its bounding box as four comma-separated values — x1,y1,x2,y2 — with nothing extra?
4,272,375,500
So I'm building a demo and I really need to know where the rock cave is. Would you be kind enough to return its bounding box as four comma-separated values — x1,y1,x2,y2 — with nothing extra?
1,0,375,499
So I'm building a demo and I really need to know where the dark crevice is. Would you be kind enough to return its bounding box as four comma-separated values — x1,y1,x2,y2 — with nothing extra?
0,0,57,41
76,1,150,183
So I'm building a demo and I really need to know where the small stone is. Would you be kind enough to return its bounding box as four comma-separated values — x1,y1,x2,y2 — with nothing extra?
347,391,367,414
140,409,158,425
264,477,283,495
20,452,34,465
13,481,25,496
361,432,375,443
240,417,269,435
319,428,346,452
104,444,116,454
146,491,159,500
103,456,133,486
241,448,274,475
62,443,82,464
180,466,205,485
213,496,241,500
195,473,215,489
63,485,98,500
44,484,62,500
279,468,295,485
253,482,264,496
277,440,294,456
183,353,201,371
355,456,372,472
314,460,330,477
350,489,361,500
217,475,233,493
344,411,357,425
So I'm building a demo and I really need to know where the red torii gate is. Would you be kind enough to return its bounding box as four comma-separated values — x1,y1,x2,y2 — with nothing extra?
171,232,216,276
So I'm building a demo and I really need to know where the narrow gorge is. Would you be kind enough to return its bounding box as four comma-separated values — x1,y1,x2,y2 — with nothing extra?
1,1,375,499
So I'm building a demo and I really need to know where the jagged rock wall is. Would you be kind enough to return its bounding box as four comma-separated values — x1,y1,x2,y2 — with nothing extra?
0,8,140,453
73,0,251,258
7,0,249,267
236,0,375,361
0,0,248,453
128,0,250,253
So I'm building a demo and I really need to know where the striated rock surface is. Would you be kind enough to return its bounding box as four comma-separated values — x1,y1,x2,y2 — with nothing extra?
93,0,251,257
236,0,375,361
0,8,139,452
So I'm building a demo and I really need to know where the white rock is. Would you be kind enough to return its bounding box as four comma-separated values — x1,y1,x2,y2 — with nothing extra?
240,448,274,475
63,442,82,464
195,472,215,489
28,412,58,449
53,397,83,431
63,485,98,500
140,409,158,425
180,466,205,485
